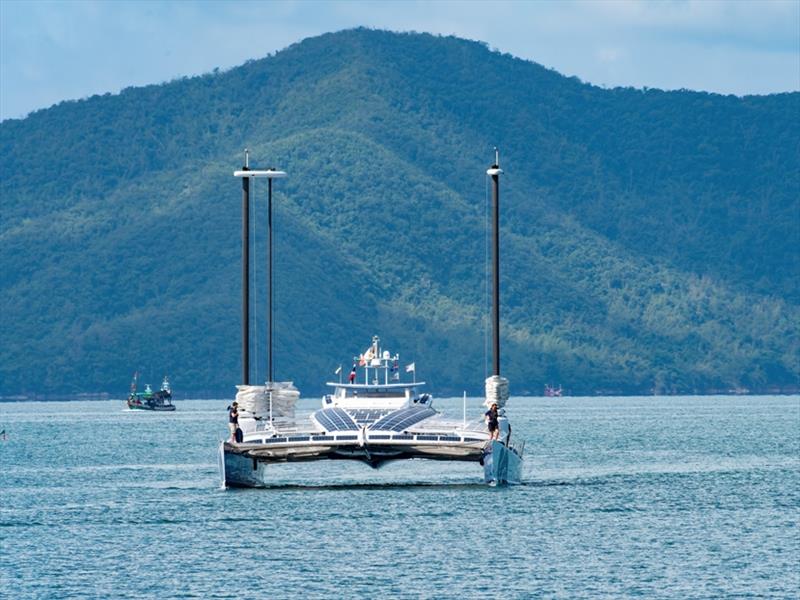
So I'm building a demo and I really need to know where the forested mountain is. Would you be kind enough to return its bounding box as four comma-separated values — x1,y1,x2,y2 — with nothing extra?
1,28,798,397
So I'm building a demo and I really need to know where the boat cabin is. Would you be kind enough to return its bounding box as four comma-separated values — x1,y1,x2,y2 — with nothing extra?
323,336,429,411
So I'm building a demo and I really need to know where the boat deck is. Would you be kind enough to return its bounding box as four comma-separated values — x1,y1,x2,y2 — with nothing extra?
223,436,486,467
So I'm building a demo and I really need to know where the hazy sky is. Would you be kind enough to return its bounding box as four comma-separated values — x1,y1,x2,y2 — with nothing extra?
1,0,798,121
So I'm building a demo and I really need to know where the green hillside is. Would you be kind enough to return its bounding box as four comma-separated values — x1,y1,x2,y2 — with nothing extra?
1,28,798,397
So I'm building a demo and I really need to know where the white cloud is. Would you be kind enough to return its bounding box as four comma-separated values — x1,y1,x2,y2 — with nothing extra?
596,46,625,64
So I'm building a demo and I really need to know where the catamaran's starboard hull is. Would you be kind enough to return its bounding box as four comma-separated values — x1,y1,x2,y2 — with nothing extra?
219,440,487,488
482,440,523,485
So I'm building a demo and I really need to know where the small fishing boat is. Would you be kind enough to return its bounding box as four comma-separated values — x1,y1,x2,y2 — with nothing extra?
544,384,563,397
127,373,175,411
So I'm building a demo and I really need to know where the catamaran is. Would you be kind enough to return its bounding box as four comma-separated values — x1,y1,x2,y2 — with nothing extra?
218,151,523,487
220,335,523,486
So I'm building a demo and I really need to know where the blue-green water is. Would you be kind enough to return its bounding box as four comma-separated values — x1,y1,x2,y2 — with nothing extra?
1,396,798,599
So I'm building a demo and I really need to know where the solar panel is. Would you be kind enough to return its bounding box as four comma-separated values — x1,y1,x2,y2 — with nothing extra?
313,408,359,432
348,408,393,424
369,406,436,432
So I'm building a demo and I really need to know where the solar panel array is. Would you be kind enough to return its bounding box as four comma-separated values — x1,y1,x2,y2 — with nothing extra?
314,408,359,432
248,432,476,445
348,408,393,425
369,406,437,431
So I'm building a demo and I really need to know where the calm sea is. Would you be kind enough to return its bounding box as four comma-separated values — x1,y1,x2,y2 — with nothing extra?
1,395,798,599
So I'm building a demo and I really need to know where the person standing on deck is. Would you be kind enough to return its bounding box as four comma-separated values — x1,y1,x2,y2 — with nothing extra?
485,403,500,441
228,402,239,441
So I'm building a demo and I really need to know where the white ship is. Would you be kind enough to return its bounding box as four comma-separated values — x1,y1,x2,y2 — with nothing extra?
219,150,523,487
219,336,523,486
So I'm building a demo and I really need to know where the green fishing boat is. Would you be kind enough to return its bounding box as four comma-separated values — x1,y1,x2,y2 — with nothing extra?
127,373,175,411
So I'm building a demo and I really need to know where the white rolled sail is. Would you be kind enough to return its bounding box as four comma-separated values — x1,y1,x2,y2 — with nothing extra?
484,375,509,409
235,382,299,418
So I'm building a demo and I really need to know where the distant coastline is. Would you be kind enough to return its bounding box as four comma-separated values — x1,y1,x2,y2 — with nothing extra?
2,386,798,402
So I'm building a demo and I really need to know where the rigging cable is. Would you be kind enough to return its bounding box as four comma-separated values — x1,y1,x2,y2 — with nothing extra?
252,177,258,384
271,183,276,384
274,184,280,384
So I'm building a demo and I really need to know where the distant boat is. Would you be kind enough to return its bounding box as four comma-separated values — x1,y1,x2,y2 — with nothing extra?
127,373,175,411
544,384,563,397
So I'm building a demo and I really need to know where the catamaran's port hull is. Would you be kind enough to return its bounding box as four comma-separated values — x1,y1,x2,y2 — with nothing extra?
219,441,488,488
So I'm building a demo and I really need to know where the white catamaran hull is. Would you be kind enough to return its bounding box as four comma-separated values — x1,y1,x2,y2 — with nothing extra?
482,440,523,485
219,438,522,487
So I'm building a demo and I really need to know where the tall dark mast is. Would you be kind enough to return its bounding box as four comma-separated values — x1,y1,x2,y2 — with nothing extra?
487,149,503,377
234,157,286,385
267,176,274,383
241,150,251,385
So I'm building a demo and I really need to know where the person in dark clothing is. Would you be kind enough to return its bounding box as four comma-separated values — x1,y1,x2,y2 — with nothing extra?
228,401,239,441
485,403,500,441
348,365,357,384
